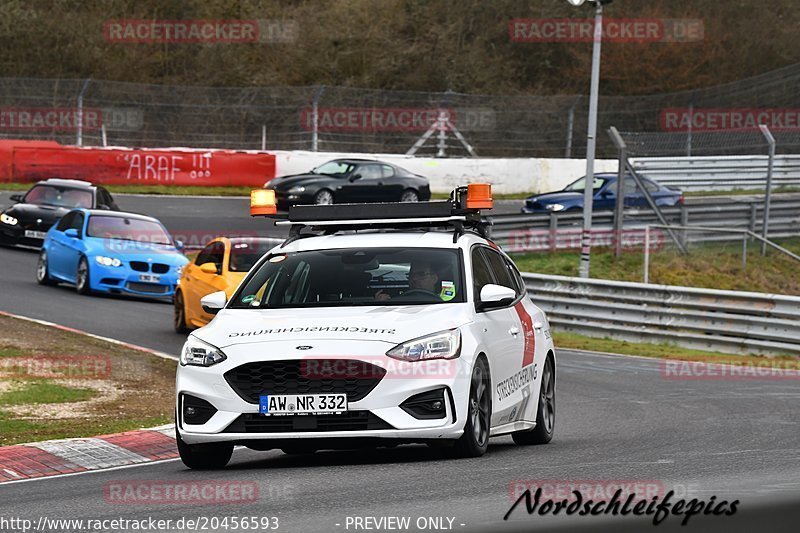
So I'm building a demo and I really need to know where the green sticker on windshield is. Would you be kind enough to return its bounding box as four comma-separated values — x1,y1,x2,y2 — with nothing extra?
241,295,256,304
440,281,456,301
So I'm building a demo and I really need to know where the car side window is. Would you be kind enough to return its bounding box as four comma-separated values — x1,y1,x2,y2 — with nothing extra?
623,177,639,195
381,165,395,178
471,248,495,301
358,164,382,180
195,242,225,271
55,212,75,232
644,179,659,193
70,213,85,235
483,248,519,296
503,256,526,296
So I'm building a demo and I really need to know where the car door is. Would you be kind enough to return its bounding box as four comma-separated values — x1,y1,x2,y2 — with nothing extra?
183,240,226,327
495,251,550,425
59,212,86,282
341,163,384,202
47,211,76,279
380,164,405,201
468,246,520,429
622,176,647,208
593,179,617,211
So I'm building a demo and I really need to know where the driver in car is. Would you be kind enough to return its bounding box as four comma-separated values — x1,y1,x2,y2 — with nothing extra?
375,261,441,301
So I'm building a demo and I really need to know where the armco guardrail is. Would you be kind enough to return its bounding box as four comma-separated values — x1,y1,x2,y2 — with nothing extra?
523,272,800,356
632,155,800,192
488,196,800,252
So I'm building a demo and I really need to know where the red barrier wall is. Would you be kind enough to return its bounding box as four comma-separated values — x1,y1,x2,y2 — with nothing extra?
0,140,276,187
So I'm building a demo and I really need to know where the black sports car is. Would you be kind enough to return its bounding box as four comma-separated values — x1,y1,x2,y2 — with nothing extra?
0,178,119,248
265,158,431,208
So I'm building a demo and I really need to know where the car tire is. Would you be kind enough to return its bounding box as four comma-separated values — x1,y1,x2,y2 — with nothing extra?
36,251,56,286
448,356,491,458
512,355,555,445
75,256,91,295
314,189,334,205
173,290,190,333
176,426,233,470
400,189,419,202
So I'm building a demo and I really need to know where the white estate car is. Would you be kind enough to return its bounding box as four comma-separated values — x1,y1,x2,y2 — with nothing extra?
175,186,556,469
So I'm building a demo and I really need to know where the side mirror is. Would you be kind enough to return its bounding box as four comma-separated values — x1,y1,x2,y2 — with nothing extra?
64,228,80,239
201,291,227,315
600,190,611,198
174,239,185,252
348,173,362,182
9,194,23,202
478,284,516,310
199,262,220,275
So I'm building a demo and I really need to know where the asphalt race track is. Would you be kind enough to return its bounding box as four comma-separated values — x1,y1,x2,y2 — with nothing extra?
1,193,800,532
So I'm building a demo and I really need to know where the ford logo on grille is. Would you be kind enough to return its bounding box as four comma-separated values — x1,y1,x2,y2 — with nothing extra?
295,345,313,350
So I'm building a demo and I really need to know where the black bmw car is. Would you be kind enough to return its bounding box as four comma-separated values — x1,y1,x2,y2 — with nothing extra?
265,158,431,208
0,178,119,248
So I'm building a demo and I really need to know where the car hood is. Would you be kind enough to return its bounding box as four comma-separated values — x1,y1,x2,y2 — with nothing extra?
3,203,69,225
526,191,584,205
195,303,474,349
266,174,337,190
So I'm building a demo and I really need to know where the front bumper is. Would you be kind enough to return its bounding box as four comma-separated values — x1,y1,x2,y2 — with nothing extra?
0,224,47,248
176,340,473,445
90,265,180,298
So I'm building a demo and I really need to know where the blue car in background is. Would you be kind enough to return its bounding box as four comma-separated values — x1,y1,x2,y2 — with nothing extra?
521,173,683,214
36,209,188,298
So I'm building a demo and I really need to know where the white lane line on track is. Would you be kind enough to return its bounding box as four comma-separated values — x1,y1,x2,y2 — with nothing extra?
0,310,178,361
0,458,184,487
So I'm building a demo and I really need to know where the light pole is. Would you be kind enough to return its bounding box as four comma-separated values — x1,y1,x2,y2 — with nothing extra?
567,0,611,278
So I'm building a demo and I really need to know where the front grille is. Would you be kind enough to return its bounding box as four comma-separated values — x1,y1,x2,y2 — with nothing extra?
152,263,169,274
126,282,169,294
224,359,386,405
223,412,393,433
130,261,149,272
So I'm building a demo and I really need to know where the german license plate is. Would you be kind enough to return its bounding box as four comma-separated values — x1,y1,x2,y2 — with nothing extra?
259,394,347,416
24,230,46,239
138,274,161,282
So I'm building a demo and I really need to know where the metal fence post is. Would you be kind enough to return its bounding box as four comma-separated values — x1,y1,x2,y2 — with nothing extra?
565,96,580,158
608,126,626,258
680,203,689,248
742,233,748,270
311,85,325,152
643,225,650,284
748,203,757,234
261,125,267,151
758,124,776,255
76,79,91,147
549,213,558,253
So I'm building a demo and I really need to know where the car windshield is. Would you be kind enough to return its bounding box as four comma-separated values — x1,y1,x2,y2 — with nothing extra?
564,176,609,192
230,247,464,309
229,240,276,272
312,161,356,177
24,185,93,208
86,216,172,245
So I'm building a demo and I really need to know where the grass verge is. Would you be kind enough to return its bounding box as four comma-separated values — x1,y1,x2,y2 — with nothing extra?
512,238,800,295
553,331,797,366
0,314,176,446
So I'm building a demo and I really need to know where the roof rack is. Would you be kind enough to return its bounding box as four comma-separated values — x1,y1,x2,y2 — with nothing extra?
251,183,493,243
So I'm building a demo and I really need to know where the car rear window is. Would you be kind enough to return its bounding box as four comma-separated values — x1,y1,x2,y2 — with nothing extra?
231,247,464,308
229,240,275,272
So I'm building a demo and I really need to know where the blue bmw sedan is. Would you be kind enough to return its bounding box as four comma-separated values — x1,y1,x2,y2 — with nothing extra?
521,173,683,214
36,209,188,298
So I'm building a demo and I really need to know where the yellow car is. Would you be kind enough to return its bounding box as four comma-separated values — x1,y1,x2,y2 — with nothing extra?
173,237,277,332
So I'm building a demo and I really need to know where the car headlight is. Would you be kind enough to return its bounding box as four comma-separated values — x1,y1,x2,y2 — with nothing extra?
175,265,183,276
180,336,227,367
1,213,18,226
386,329,461,362
95,255,122,267
545,203,566,212
288,186,306,194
